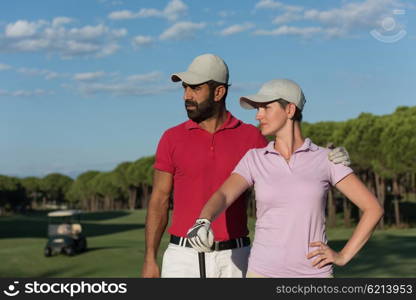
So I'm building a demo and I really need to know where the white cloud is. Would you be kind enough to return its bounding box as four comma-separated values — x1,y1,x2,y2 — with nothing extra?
218,10,235,18
303,0,401,32
159,22,206,40
0,88,54,97
1,19,127,58
78,83,175,96
98,0,123,6
108,10,137,20
99,43,120,57
136,8,162,18
255,0,282,9
17,68,62,80
273,11,303,24
255,0,405,39
216,20,226,27
0,63,12,71
164,0,188,21
69,24,115,39
108,0,187,21
5,20,46,38
13,39,50,51
254,0,306,27
74,71,106,81
132,35,154,48
52,17,74,27
112,28,128,37
220,23,254,36
127,71,162,82
0,64,64,79
69,71,173,97
254,25,323,37
255,0,303,12
45,72,60,80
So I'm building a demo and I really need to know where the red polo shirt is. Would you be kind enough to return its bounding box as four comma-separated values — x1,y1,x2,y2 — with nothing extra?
154,112,267,241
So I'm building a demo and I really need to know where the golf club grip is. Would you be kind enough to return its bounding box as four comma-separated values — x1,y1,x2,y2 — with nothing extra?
198,252,206,278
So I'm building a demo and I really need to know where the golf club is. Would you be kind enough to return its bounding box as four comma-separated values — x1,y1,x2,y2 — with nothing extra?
198,252,206,278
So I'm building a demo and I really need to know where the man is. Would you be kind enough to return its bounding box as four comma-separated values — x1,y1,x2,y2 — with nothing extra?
141,54,350,278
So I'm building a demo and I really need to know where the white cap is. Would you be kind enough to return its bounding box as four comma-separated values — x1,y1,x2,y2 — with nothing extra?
171,53,229,85
240,79,306,110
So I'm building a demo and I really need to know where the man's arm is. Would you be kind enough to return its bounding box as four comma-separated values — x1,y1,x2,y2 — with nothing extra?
141,169,173,278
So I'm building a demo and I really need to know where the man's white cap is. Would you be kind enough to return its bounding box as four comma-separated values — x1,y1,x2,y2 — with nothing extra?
240,79,306,110
171,53,229,85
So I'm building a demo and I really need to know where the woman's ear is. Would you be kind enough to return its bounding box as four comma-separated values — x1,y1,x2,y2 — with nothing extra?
287,103,296,119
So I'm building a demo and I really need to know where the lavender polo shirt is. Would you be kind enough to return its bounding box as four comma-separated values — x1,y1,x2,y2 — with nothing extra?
233,138,353,277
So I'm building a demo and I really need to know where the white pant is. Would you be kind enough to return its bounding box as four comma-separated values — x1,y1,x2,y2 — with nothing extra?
161,243,250,278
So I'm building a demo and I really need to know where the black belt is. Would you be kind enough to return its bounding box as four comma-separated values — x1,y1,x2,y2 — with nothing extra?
170,235,250,251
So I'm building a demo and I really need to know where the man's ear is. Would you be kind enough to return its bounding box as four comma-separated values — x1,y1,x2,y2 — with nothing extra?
214,85,226,102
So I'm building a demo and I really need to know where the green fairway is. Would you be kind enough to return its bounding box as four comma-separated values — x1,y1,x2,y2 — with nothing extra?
0,210,415,277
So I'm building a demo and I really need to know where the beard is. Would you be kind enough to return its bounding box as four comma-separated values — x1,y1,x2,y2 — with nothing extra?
185,92,218,123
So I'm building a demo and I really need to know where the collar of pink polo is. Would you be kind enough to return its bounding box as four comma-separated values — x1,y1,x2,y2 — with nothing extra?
264,138,318,155
184,111,241,131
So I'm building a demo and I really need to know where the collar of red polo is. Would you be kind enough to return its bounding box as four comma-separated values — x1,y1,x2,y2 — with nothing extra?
185,111,241,130
264,138,318,155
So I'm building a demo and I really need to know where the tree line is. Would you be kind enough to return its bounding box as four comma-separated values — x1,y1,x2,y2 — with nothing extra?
1,106,415,228
0,156,154,215
301,106,416,229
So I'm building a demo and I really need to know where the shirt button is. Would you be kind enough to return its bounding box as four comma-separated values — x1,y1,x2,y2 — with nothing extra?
210,146,214,151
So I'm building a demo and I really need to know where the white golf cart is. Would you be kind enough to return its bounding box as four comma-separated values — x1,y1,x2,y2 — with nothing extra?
44,210,87,256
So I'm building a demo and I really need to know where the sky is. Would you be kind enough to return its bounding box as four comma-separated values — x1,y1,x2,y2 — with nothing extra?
1,0,415,178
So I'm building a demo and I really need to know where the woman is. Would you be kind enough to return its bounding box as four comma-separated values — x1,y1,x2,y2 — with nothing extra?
187,79,384,277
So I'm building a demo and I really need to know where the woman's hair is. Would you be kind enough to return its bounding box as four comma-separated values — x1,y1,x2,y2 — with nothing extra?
276,99,303,122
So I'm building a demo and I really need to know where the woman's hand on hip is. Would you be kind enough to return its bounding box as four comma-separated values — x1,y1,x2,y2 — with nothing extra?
307,241,348,268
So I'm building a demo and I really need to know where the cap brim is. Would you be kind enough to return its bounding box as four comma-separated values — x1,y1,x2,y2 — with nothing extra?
239,94,277,110
171,71,210,85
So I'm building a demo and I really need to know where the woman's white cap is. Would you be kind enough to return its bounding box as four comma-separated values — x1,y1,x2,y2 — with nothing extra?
240,79,306,110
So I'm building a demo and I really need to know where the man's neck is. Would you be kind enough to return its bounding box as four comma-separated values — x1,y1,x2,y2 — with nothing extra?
198,106,228,134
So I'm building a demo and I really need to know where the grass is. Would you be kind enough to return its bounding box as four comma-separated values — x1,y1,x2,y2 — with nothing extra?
0,210,415,277
0,210,167,277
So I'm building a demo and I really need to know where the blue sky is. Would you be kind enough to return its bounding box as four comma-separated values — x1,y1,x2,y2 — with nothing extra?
1,0,415,178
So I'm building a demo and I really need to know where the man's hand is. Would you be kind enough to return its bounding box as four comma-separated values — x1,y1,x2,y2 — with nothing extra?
328,147,351,166
186,218,214,252
141,259,160,278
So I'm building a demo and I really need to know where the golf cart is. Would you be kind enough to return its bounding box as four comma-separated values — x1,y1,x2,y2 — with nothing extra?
44,210,87,257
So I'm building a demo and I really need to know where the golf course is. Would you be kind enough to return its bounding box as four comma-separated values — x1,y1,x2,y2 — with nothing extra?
0,209,415,278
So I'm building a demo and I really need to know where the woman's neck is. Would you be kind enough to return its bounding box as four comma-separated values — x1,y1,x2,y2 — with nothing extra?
274,121,304,160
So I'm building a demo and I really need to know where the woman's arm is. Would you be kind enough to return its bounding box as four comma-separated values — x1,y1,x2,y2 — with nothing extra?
199,173,251,222
186,173,251,252
308,173,384,268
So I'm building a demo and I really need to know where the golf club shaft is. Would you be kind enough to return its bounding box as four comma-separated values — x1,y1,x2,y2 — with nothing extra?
198,252,206,278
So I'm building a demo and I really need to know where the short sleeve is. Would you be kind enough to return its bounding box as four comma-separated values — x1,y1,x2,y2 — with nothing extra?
232,150,254,186
153,131,175,174
328,160,353,186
